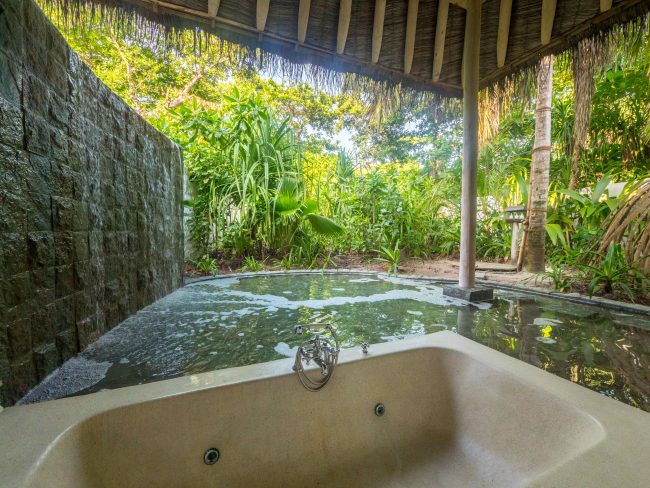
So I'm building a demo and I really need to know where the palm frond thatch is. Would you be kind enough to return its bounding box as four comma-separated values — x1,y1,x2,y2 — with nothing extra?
37,0,650,112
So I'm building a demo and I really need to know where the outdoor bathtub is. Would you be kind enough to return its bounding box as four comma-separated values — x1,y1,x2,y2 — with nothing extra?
0,331,648,487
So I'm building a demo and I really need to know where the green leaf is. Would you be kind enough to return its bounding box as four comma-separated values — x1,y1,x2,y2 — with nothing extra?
545,223,566,247
305,214,344,235
558,188,587,203
300,198,319,215
274,177,302,215
274,194,302,216
591,175,611,203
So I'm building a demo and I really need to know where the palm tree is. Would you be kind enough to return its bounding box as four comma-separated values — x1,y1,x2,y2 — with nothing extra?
523,55,553,272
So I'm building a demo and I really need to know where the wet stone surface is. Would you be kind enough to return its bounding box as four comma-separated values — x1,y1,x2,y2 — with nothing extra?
20,274,650,412
0,0,183,406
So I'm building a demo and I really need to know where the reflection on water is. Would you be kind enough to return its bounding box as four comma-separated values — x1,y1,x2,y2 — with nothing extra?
21,274,650,411
457,296,650,411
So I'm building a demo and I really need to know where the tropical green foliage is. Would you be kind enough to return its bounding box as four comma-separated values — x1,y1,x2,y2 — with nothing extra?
44,7,650,301
172,91,342,258
584,244,647,301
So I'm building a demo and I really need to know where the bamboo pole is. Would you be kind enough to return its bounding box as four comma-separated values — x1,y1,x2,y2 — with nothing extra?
541,0,557,44
459,0,481,289
207,0,220,17
497,0,513,67
337,0,353,55
297,0,311,43
371,0,386,63
404,0,419,74
432,0,449,81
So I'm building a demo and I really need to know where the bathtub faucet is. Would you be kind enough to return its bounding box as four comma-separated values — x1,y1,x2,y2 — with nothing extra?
292,323,340,392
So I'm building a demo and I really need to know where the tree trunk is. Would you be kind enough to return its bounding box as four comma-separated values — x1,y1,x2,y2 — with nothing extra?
524,55,553,272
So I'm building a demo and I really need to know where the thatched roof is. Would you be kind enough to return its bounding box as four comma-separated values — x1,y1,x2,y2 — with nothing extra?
46,0,649,97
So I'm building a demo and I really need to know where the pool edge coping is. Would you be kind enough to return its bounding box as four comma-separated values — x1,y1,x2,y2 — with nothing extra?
183,269,650,317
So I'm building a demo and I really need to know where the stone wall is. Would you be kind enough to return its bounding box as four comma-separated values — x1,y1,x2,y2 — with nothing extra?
0,0,184,405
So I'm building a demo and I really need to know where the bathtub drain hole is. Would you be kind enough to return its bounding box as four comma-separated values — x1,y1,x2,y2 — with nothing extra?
375,403,385,416
204,448,220,465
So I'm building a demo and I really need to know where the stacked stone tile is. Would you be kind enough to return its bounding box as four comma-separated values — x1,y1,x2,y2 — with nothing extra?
0,0,184,405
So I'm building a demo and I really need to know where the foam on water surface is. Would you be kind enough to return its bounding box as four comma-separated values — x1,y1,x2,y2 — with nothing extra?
19,273,650,411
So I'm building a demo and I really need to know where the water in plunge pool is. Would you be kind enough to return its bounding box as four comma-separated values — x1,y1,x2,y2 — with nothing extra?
20,273,650,411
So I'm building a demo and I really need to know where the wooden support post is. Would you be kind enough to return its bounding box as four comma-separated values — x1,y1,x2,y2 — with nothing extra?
496,0,513,68
404,0,419,74
432,0,449,81
256,0,270,31
297,0,311,43
459,0,481,289
371,0,386,63
541,0,557,45
337,0,353,55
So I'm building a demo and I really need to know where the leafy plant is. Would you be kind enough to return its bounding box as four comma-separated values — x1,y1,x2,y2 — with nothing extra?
557,175,616,233
584,244,647,301
274,177,343,239
241,256,264,272
537,263,573,292
374,241,401,274
192,255,218,275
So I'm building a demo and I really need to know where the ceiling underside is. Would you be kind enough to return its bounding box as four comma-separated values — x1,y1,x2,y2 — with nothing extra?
84,0,649,96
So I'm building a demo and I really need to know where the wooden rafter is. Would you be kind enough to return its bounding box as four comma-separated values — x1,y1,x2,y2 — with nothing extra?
450,0,486,9
297,0,311,43
256,0,270,32
337,0,352,55
496,0,513,68
541,0,557,45
125,0,648,97
432,0,449,81
371,0,386,64
482,0,647,87
404,0,419,74
207,0,220,17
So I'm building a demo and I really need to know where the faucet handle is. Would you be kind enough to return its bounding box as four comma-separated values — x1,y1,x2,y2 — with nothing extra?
293,325,306,334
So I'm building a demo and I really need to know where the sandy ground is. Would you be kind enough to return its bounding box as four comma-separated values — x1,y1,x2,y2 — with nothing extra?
187,255,549,290
331,255,546,288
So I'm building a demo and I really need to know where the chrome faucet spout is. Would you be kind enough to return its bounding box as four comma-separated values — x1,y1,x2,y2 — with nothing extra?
292,323,340,391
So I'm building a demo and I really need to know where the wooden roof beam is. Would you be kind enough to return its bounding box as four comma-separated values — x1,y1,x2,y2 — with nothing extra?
541,0,557,45
404,0,419,74
432,0,449,81
451,0,486,9
207,0,220,17
256,0,270,32
371,0,386,64
337,0,353,55
297,0,311,43
496,0,513,68
600,0,613,12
